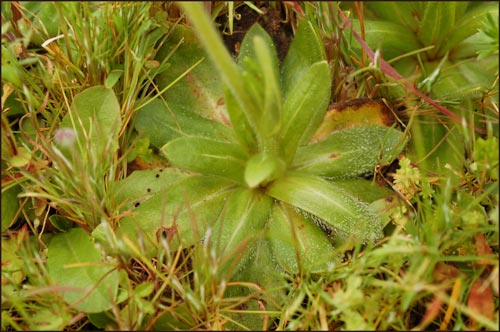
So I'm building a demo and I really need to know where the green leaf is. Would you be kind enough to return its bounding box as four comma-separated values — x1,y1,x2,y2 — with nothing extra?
211,187,273,274
224,238,286,331
238,24,282,137
418,2,460,59
117,175,235,255
333,178,395,203
350,19,421,61
224,86,258,153
451,4,499,59
134,282,155,298
281,20,326,98
135,99,236,148
48,215,73,232
266,172,383,245
293,126,405,178
365,2,425,31
267,202,340,274
1,183,21,231
104,70,123,89
244,152,286,188
110,168,189,211
280,61,331,163
162,137,248,184
46,228,119,313
60,86,121,157
155,24,229,125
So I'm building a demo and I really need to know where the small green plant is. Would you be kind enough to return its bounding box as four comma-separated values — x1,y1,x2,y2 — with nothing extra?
111,3,406,325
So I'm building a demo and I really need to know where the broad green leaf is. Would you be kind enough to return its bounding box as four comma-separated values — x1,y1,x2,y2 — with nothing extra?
364,2,425,31
333,178,395,203
266,172,383,245
46,228,119,313
244,152,286,188
211,187,273,274
350,19,421,61
162,137,248,184
60,86,121,157
1,183,21,231
110,168,190,211
268,202,340,274
135,99,236,148
155,24,228,125
293,126,405,178
280,61,331,163
418,2,460,59
430,58,497,101
408,118,465,174
448,3,498,59
117,175,235,255
281,20,326,97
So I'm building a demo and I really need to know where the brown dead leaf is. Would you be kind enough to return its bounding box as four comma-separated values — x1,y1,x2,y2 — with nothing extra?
417,296,444,330
467,277,495,329
433,262,460,284
311,98,397,142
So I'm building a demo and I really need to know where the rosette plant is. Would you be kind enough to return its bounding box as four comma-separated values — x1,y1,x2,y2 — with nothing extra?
115,2,406,281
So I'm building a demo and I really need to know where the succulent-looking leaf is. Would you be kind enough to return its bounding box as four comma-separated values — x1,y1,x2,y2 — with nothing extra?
46,228,119,313
266,172,383,245
211,187,273,274
280,61,331,163
135,99,236,148
244,152,286,188
293,126,405,178
162,137,248,184
117,175,235,255
268,202,340,273
60,86,121,157
281,20,326,97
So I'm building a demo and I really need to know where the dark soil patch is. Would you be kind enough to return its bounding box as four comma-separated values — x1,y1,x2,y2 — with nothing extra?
216,3,293,62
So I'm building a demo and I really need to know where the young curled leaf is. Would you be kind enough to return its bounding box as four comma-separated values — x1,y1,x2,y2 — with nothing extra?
244,152,286,188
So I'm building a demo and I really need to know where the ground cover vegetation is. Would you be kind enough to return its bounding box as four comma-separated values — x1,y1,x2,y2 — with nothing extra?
1,1,498,330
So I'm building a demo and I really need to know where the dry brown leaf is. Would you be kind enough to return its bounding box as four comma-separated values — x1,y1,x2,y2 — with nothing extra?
467,277,495,329
433,262,460,284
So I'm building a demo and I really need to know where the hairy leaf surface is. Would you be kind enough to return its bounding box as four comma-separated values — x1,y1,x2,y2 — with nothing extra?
266,172,383,244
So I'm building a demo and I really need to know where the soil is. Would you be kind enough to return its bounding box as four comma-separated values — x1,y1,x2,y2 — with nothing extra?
216,3,292,62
